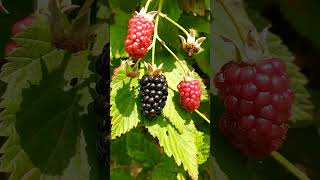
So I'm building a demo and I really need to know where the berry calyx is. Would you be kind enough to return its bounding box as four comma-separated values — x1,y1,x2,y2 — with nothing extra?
177,72,202,112
125,8,156,60
178,29,206,56
139,63,168,118
214,58,293,158
11,16,36,36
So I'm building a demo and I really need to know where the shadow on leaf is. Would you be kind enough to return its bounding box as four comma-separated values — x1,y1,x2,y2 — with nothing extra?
115,82,135,117
15,53,81,174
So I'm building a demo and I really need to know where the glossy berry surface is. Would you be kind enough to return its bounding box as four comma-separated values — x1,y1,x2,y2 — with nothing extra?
139,74,168,118
177,79,202,112
11,16,36,35
214,58,294,158
125,14,154,60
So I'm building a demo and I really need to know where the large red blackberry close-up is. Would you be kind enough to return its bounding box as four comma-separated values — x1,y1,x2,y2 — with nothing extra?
125,9,155,60
214,58,294,158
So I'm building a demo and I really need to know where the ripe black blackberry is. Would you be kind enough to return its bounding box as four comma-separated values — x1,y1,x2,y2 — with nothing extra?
95,43,110,80
94,43,110,170
140,63,168,118
95,78,110,95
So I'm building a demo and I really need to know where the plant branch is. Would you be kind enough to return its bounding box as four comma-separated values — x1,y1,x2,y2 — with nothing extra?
271,151,310,180
156,36,188,74
144,0,152,11
158,12,189,36
151,0,163,65
195,110,210,124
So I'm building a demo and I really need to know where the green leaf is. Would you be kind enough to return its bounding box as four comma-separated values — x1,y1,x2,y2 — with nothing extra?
109,0,139,13
195,132,210,165
178,14,210,34
110,134,132,165
266,33,314,126
110,9,130,59
192,38,211,76
15,57,81,174
151,156,186,180
141,0,182,21
111,171,132,180
126,131,160,168
158,19,181,52
145,117,199,179
110,69,139,139
162,0,182,21
96,1,110,19
0,15,100,179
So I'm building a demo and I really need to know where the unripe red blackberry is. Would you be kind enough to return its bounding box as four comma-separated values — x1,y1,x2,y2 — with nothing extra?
125,8,156,60
11,16,36,35
214,58,294,158
112,66,122,79
4,41,19,56
177,74,202,112
140,63,168,118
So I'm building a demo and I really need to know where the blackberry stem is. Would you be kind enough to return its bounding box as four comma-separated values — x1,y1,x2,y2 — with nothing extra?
156,36,188,75
195,110,210,124
151,0,163,65
144,0,153,11
0,0,9,14
271,151,310,180
158,12,189,37
132,58,142,71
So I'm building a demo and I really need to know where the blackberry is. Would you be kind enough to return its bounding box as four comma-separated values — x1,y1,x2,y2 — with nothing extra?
214,58,293,158
95,43,110,80
93,43,110,170
95,78,110,95
139,73,168,118
94,95,109,118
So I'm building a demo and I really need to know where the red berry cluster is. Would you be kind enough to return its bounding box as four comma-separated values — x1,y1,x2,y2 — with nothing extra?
177,79,202,112
125,14,154,60
214,58,294,158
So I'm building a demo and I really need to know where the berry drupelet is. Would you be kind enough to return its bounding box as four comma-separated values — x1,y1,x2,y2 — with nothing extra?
140,63,168,118
214,58,294,158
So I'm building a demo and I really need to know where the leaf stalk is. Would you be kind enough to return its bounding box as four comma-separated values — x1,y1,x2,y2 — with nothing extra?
195,110,210,124
151,0,163,65
271,151,310,180
159,12,189,36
